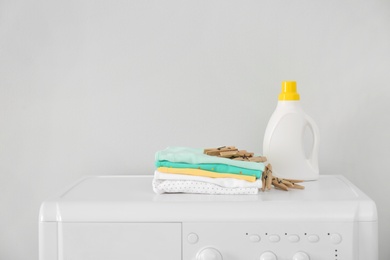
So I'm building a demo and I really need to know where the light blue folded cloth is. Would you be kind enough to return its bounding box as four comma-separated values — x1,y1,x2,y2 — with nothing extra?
155,147,265,172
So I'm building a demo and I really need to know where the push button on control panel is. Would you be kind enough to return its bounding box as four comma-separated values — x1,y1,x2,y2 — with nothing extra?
307,234,320,243
330,233,342,244
268,234,280,242
288,234,300,243
187,233,199,244
249,234,261,243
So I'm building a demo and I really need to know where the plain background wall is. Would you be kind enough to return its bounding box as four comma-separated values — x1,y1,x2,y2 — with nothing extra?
1,0,389,259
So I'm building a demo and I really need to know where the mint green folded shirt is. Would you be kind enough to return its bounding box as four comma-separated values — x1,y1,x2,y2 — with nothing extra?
155,147,265,172
155,161,261,178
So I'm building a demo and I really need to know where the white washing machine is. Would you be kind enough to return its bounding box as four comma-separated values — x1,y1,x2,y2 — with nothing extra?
39,175,377,260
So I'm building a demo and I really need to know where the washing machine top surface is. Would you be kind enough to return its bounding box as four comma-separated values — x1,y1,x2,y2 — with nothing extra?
39,175,376,223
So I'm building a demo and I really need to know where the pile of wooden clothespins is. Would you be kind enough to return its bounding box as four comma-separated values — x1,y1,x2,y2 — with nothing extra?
204,146,304,191
261,164,304,191
204,146,267,162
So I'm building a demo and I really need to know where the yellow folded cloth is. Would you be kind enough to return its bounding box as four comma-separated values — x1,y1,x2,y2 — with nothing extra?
157,167,256,182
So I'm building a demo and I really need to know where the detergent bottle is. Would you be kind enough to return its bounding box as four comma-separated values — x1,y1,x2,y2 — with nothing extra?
263,81,320,181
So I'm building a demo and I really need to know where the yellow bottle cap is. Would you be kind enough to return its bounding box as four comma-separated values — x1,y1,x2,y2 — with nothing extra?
278,81,300,100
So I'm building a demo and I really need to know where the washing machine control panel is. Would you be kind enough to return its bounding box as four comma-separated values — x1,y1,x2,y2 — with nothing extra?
183,222,353,260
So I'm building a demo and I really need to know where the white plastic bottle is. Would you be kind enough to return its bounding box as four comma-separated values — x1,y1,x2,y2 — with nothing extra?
263,81,320,181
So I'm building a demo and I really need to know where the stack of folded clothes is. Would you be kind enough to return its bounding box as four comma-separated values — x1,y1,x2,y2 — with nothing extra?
153,146,266,195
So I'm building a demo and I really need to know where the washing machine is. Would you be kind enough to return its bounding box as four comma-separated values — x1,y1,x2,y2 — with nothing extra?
39,175,377,260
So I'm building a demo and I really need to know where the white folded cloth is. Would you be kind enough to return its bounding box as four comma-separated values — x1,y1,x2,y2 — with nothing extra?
153,170,261,195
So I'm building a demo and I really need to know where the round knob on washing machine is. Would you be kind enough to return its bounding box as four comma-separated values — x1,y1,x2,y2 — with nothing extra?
259,251,277,260
292,252,310,260
196,247,223,260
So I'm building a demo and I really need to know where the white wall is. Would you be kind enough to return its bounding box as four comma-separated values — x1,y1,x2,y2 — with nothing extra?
1,0,389,259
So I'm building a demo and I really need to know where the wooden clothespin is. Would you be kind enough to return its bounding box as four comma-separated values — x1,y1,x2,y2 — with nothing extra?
261,164,273,191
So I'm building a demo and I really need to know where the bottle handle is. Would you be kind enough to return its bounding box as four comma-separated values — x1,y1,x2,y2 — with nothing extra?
305,115,320,171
